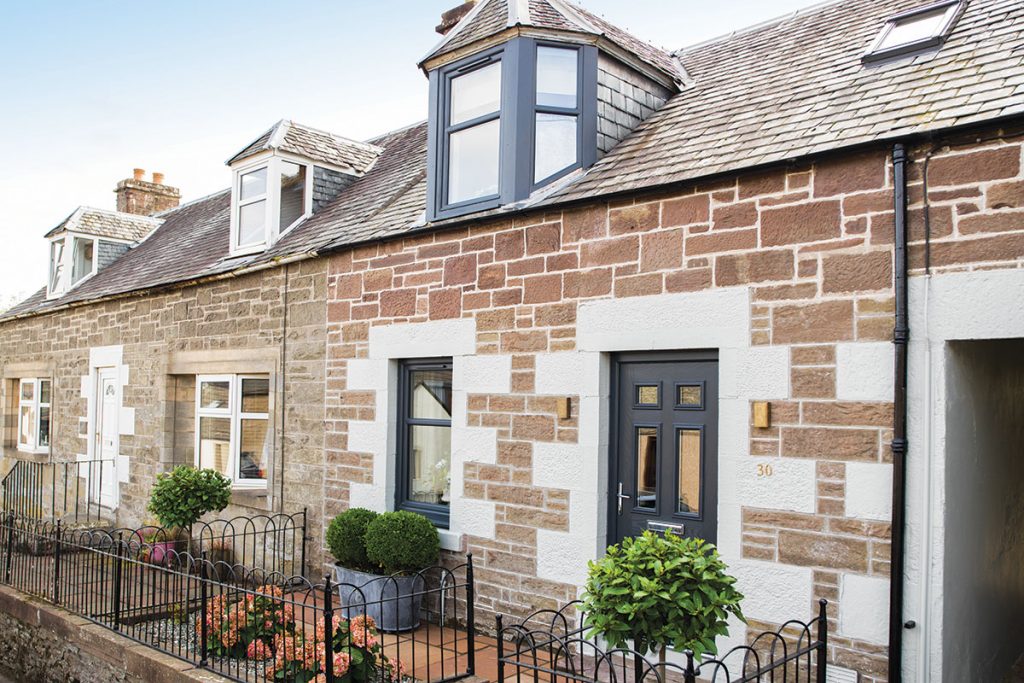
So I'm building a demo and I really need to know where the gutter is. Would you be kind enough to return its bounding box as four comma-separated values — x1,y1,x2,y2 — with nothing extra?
0,251,317,324
888,142,910,683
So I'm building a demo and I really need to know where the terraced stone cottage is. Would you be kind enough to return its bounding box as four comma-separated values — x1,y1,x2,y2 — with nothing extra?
1,0,1023,681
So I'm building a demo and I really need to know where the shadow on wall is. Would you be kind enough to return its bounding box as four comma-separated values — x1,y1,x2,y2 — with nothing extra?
943,339,1024,683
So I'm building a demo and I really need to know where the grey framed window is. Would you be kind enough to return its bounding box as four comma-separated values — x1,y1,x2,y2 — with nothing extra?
533,43,583,187
397,359,453,527
427,37,597,221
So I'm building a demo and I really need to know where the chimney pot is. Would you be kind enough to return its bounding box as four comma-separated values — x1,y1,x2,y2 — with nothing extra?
152,172,165,185
436,0,477,35
133,168,145,181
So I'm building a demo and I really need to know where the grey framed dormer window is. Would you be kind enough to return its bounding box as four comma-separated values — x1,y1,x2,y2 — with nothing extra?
533,44,582,186
443,53,504,211
864,0,964,62
427,38,597,221
397,359,453,528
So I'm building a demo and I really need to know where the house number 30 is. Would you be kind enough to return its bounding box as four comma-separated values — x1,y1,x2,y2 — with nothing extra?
757,463,774,477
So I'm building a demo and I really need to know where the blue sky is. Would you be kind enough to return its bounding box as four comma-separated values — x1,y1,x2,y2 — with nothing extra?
0,0,823,304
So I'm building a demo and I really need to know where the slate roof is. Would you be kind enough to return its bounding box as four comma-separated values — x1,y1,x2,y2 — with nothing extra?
421,0,687,84
5,0,1023,321
551,0,1024,202
226,120,382,174
43,207,161,242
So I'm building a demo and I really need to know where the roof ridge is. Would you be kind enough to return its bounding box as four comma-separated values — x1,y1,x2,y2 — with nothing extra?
673,0,849,55
152,188,231,218
420,0,498,66
365,119,429,146
77,205,163,223
286,119,384,154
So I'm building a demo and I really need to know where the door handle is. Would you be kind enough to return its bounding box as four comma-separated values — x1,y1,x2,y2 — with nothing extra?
617,482,631,514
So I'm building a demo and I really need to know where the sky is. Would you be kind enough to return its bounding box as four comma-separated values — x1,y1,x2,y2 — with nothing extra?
0,0,824,306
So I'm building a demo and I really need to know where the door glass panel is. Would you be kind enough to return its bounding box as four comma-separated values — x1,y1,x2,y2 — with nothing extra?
198,416,231,474
636,426,658,510
409,424,451,506
636,385,659,406
200,381,230,410
677,384,703,407
677,428,702,514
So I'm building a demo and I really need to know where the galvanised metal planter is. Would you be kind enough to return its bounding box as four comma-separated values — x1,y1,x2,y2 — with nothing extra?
333,564,425,632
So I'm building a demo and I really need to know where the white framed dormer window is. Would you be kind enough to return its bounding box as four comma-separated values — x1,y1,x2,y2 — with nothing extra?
17,378,51,454
230,155,312,256
864,0,965,62
195,374,270,489
47,233,106,298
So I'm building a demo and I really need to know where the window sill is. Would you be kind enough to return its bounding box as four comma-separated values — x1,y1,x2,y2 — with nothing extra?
437,528,463,552
230,488,273,512
3,448,49,463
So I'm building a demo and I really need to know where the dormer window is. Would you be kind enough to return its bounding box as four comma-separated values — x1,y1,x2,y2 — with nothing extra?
864,0,965,62
47,234,102,297
230,156,312,256
534,45,582,185
427,38,598,221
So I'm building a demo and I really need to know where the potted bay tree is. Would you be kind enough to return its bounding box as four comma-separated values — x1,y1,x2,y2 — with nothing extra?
327,507,440,632
146,465,232,562
583,531,744,672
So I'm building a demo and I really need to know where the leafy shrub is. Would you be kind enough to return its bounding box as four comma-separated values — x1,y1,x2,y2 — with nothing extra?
326,508,379,571
147,466,232,532
365,511,440,575
197,584,294,660
197,587,404,682
582,531,744,659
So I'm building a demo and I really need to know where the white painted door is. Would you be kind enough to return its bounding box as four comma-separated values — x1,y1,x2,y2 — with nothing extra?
93,368,120,509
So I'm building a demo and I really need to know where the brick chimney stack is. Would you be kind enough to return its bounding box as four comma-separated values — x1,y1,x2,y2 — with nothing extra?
436,0,476,35
114,169,180,216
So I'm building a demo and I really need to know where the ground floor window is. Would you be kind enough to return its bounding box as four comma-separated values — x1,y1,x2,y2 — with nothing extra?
397,359,453,527
17,378,51,453
195,374,270,488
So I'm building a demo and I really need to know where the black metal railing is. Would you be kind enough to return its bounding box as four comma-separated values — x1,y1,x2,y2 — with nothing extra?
1,458,117,525
0,513,475,683
497,599,828,683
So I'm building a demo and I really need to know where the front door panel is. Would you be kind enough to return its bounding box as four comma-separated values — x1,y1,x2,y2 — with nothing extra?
93,369,119,508
612,353,718,546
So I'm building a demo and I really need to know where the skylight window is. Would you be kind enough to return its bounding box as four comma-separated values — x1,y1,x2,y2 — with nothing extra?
864,0,964,62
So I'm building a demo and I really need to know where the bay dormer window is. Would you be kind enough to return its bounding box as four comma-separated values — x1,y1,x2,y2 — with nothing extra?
47,234,100,297
427,38,597,221
230,155,312,256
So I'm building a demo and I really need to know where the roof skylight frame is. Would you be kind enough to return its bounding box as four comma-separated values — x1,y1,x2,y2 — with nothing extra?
863,0,966,63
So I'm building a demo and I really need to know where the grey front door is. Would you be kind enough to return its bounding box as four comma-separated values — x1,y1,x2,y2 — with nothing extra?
611,352,718,546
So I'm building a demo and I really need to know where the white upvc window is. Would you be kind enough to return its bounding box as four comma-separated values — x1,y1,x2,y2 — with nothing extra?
47,233,103,298
17,378,51,454
195,374,270,488
229,155,312,256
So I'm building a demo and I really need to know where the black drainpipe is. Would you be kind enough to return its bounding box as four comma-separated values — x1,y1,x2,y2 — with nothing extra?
888,143,910,683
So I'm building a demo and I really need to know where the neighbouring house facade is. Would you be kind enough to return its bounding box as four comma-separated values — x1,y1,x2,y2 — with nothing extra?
2,0,1023,681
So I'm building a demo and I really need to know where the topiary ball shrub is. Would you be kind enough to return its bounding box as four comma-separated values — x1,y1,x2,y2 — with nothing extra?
147,466,232,533
326,507,379,571
582,531,744,660
365,510,440,575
